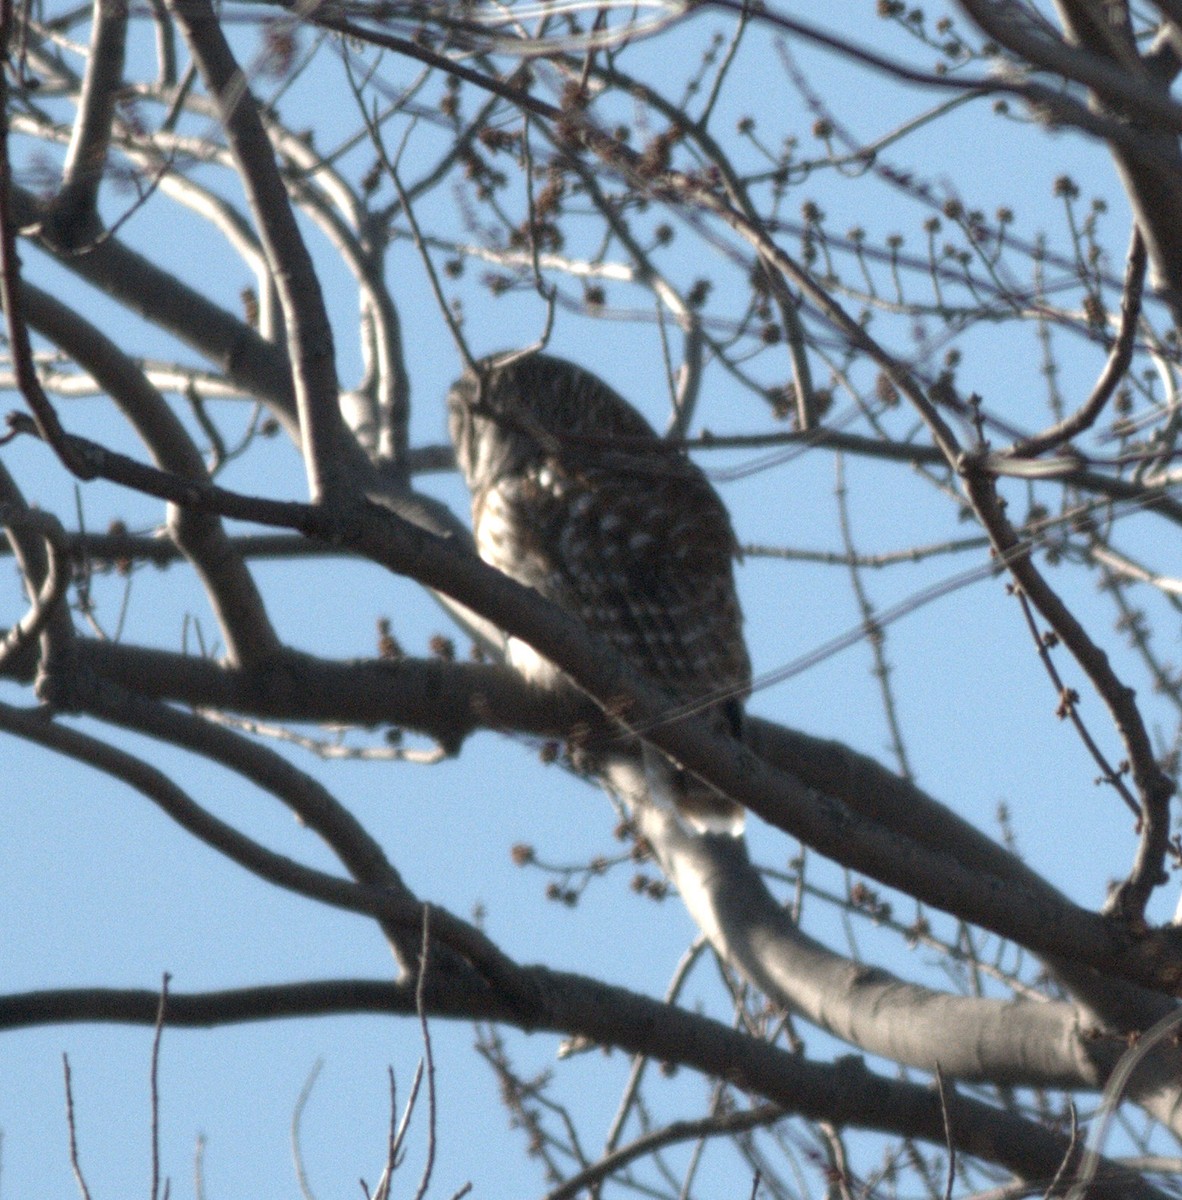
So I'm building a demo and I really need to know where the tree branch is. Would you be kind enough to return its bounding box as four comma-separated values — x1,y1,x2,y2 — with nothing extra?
45,0,128,248
1005,225,1146,459
6,182,300,435
0,504,71,670
958,453,1175,924
0,974,1168,1196
18,280,282,665
0,695,540,1014
169,0,347,502
638,804,1112,1087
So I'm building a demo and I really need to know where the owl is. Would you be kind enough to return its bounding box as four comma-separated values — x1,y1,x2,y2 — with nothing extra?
448,351,751,834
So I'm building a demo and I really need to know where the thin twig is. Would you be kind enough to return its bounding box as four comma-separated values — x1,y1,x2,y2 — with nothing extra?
1005,225,1146,459
834,454,913,781
194,1134,206,1200
291,1058,323,1200
1012,586,1140,818
387,138,477,376
958,453,1174,923
391,1061,424,1177
600,937,709,1158
370,1066,399,1200
62,1054,93,1200
546,1105,784,1200
410,908,437,1200
934,1065,955,1200
150,972,171,1200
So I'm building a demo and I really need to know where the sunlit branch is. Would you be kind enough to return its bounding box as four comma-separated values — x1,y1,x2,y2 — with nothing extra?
1090,542,1182,599
49,0,129,247
169,0,347,500
634,800,1111,1087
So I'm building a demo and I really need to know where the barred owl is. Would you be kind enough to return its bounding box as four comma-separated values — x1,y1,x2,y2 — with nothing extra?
448,352,751,835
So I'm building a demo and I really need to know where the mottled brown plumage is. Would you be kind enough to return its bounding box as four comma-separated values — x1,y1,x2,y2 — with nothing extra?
448,352,750,833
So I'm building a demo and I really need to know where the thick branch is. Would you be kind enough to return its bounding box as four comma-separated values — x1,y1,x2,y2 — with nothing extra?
168,0,347,501
0,976,1167,1196
52,642,563,753
0,463,1176,995
47,0,128,247
0,636,1155,924
16,637,1154,1110
640,807,1109,1086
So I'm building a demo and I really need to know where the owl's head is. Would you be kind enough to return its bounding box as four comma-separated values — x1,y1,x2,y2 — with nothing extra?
448,351,658,488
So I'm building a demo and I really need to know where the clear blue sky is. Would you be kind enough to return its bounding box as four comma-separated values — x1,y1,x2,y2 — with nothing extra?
1,2,1170,1195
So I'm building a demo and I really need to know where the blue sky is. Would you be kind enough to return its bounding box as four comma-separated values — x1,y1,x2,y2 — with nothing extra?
2,2,1176,1195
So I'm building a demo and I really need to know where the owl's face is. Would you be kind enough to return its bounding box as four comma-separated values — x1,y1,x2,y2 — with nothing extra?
447,370,505,491
447,352,659,491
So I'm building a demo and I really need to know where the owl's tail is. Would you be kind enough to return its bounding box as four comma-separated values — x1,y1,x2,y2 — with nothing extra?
640,743,745,837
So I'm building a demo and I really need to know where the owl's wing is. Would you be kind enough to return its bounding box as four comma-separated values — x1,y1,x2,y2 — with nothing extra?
549,455,750,707
544,455,751,834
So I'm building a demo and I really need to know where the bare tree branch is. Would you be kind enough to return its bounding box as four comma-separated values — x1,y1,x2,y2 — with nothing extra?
46,0,129,248
168,0,347,502
1005,225,1147,459
0,504,71,670
5,181,300,434
18,280,282,664
0,977,1169,1197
